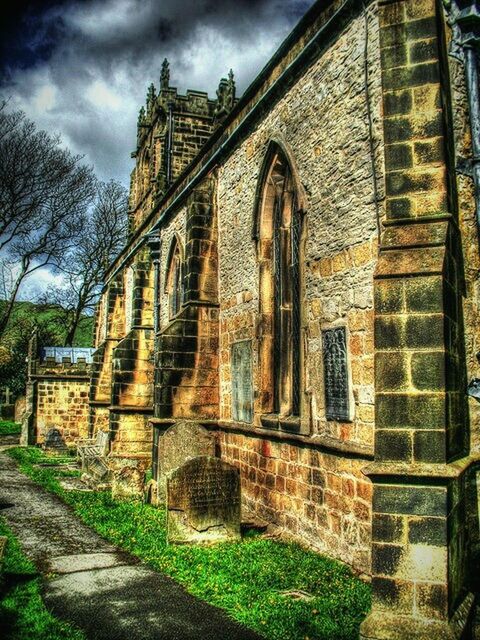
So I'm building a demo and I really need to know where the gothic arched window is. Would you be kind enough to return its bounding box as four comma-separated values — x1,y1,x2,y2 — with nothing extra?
255,144,303,418
166,238,184,319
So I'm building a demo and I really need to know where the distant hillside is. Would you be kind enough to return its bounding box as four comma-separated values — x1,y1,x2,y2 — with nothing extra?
2,300,94,348
0,301,94,395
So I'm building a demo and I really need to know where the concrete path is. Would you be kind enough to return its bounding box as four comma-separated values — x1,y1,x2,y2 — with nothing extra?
0,452,263,640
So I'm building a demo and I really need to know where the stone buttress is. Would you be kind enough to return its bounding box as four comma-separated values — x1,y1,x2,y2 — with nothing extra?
361,0,477,637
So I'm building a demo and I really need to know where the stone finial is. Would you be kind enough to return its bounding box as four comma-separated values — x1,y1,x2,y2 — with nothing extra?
146,83,157,115
160,58,170,90
137,106,146,127
214,69,236,120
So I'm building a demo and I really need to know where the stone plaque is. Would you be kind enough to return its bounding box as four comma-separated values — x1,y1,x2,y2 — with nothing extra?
231,340,253,423
167,456,241,544
157,421,216,504
322,327,350,421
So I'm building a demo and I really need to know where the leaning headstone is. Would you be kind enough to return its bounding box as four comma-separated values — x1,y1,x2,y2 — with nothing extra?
167,456,241,544
157,421,215,504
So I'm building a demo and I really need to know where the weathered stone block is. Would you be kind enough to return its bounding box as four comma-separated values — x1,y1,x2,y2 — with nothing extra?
414,138,444,165
376,393,445,429
373,485,447,517
375,316,405,349
404,276,443,312
386,168,444,197
376,429,413,462
383,62,439,91
409,39,438,64
372,542,403,576
385,197,413,218
411,351,445,391
405,314,443,349
376,352,409,391
372,514,405,543
384,90,413,116
413,429,446,463
372,576,414,614
408,516,446,546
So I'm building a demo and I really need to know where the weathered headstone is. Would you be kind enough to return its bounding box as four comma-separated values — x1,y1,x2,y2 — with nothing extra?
157,421,215,504
14,395,26,423
44,427,68,453
111,463,145,501
167,456,241,544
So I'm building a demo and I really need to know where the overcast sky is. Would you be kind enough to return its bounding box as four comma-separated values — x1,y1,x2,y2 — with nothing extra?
0,0,315,299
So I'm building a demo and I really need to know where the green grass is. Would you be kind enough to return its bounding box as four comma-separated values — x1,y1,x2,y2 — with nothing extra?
0,422,21,436
0,519,86,640
6,447,371,640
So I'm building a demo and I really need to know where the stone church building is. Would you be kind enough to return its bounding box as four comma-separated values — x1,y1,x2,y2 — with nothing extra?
25,0,480,637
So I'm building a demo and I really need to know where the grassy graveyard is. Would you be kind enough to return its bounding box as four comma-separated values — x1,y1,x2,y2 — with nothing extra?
5,446,371,640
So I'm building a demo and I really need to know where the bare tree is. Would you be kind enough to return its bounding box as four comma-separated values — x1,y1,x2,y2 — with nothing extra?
0,105,95,337
44,180,128,346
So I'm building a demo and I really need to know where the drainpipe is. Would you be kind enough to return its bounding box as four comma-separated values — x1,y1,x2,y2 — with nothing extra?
443,1,480,238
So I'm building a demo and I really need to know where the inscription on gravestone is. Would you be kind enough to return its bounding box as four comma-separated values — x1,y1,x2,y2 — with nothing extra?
231,340,253,423
167,456,241,544
322,327,350,421
157,421,216,504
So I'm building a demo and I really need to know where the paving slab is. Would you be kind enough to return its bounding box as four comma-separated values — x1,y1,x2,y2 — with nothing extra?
0,452,263,640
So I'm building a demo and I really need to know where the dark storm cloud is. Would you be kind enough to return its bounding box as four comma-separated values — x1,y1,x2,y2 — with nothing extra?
1,0,315,186
0,0,315,298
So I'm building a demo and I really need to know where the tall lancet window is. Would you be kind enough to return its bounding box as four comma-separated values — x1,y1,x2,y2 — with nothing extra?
256,145,303,418
166,237,184,319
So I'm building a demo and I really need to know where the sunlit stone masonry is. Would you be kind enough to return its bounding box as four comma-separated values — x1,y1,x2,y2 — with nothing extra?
25,0,480,637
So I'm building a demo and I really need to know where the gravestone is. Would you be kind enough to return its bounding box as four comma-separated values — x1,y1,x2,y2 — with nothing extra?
14,395,26,423
167,456,241,544
157,421,216,504
44,427,68,453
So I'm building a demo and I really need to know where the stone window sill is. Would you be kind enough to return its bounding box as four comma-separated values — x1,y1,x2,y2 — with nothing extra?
260,414,301,433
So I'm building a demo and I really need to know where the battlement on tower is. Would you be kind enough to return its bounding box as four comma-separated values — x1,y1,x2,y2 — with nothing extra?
128,60,236,235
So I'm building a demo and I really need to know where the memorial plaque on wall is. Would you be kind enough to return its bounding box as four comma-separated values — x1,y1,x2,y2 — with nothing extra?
231,340,253,423
322,327,350,421
167,456,241,544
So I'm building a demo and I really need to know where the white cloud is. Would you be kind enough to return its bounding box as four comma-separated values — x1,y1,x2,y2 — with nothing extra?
18,268,66,302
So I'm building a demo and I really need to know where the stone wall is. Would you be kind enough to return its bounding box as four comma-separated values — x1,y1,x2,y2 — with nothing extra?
217,2,383,449
154,179,220,420
218,430,372,572
88,1,479,636
35,376,90,445
24,349,91,448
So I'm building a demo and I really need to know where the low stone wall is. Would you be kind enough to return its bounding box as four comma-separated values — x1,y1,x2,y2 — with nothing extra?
34,375,90,446
217,428,372,574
